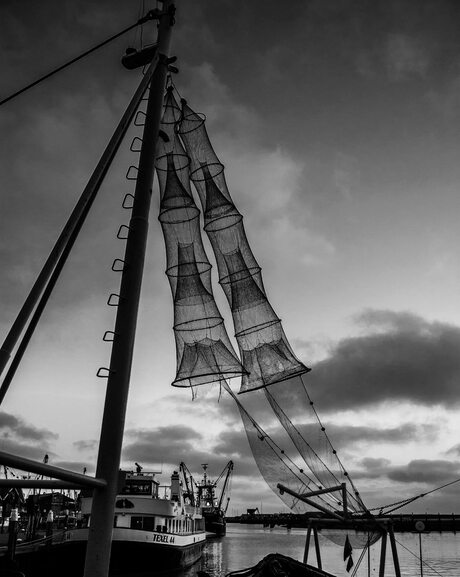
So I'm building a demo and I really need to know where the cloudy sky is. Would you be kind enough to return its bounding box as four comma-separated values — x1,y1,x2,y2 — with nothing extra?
2,0,460,515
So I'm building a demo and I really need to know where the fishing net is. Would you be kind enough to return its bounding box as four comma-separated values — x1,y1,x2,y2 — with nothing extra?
265,375,366,514
166,88,368,521
156,88,245,387
178,100,309,393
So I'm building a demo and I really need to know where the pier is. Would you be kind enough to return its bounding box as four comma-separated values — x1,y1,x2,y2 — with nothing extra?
227,512,460,533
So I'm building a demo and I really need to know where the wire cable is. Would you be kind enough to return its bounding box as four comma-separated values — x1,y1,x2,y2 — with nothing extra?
0,11,158,108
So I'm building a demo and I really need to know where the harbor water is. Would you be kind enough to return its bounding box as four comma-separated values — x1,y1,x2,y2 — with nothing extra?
182,524,460,577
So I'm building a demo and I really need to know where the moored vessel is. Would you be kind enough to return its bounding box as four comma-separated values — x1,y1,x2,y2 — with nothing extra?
0,467,206,576
195,462,233,537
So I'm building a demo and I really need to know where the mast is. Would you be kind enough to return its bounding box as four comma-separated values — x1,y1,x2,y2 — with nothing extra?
0,61,157,403
83,3,175,576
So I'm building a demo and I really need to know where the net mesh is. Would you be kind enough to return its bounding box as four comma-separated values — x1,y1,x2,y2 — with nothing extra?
156,88,245,387
160,87,369,520
178,99,309,393
265,376,365,514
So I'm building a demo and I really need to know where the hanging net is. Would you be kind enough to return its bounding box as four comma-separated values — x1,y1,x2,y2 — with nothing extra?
222,382,334,514
264,375,366,514
164,88,369,522
156,88,245,387
177,99,309,393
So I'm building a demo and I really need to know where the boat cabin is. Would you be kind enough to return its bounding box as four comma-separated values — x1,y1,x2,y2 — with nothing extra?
119,471,160,497
79,469,205,535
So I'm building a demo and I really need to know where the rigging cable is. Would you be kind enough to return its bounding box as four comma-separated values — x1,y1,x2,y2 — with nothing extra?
0,9,159,108
299,373,370,514
370,475,460,515
221,382,340,512
394,535,443,577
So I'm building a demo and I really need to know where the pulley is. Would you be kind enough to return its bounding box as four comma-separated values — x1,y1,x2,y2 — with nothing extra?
122,44,158,70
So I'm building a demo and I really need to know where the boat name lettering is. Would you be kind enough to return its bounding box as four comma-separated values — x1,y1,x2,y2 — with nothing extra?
153,533,175,543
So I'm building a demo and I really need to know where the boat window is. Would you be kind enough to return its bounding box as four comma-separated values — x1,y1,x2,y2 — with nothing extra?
124,481,152,495
130,516,143,529
143,516,155,531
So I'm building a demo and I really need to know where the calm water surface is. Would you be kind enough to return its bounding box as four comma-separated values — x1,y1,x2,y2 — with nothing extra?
182,524,460,577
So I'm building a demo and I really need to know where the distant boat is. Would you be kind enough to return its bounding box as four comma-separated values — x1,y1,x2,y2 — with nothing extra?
195,462,233,537
0,468,206,576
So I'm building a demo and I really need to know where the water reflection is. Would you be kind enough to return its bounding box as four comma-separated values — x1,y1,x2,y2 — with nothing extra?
179,525,460,577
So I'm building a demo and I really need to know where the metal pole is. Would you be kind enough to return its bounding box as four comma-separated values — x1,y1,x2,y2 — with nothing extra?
0,59,156,391
313,526,322,569
419,532,423,577
0,479,94,489
367,532,370,577
342,482,348,518
303,523,312,564
0,450,105,488
379,529,387,577
277,483,345,521
82,3,174,577
388,523,402,577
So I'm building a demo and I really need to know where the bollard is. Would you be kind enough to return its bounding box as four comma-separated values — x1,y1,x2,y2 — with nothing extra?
7,508,19,561
46,509,54,544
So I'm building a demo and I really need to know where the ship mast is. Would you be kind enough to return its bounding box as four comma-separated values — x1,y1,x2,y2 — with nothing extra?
83,3,175,576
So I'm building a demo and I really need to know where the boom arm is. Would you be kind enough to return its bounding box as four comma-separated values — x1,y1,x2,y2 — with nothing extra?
217,461,233,511
179,462,196,506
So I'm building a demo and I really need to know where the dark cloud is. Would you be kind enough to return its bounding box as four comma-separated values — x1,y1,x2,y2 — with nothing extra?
355,457,460,486
122,423,260,479
446,444,460,457
0,411,58,467
304,310,460,410
122,424,207,467
73,439,98,452
306,422,438,451
388,459,460,485
0,438,56,463
0,410,58,441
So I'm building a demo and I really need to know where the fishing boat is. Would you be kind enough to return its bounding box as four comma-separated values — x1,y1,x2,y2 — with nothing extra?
0,468,206,576
180,462,233,537
195,463,233,537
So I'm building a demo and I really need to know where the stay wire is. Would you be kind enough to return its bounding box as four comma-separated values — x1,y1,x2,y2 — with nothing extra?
300,373,369,514
0,13,153,108
371,476,460,515
222,382,337,512
394,535,443,577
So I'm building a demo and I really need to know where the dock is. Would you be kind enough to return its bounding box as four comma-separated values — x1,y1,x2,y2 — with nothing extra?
227,512,460,533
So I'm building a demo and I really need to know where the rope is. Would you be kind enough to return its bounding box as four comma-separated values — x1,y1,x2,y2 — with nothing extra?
394,535,444,577
222,382,336,511
299,374,370,514
264,388,361,513
0,10,158,107
370,476,460,515
350,542,368,577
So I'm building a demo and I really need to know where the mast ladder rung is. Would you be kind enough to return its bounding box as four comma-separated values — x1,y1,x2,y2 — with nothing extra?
111,259,126,272
130,137,143,152
96,367,115,378
134,111,146,126
126,165,139,180
107,293,123,306
122,194,135,209
102,331,117,342
117,225,130,239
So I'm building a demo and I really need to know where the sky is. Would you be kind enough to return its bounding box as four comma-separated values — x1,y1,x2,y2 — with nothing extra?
2,0,460,516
